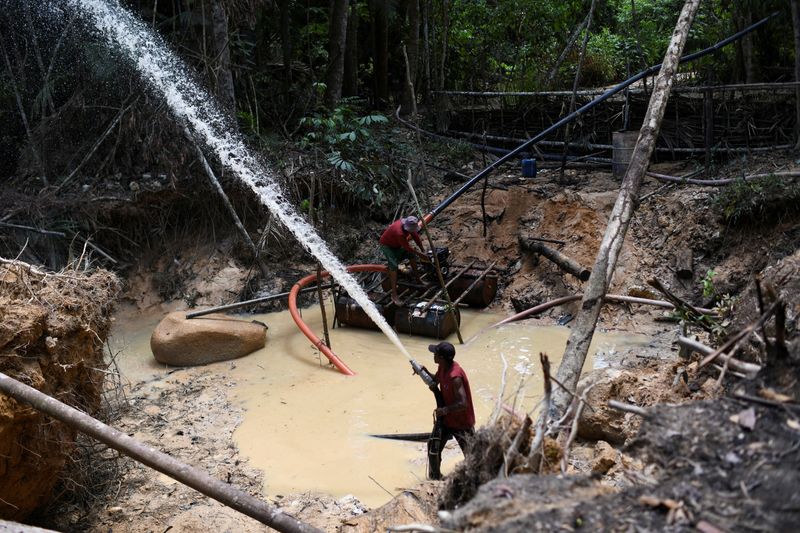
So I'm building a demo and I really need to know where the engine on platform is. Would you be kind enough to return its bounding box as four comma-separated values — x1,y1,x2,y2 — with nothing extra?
333,257,499,339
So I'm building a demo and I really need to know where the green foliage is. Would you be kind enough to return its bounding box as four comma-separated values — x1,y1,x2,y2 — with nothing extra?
702,269,717,299
298,103,395,207
715,174,800,226
584,28,625,85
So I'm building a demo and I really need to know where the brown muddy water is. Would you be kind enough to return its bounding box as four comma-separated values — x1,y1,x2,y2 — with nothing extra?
111,303,648,508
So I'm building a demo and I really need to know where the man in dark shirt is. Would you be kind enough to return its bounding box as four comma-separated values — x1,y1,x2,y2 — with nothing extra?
379,216,427,305
424,341,475,479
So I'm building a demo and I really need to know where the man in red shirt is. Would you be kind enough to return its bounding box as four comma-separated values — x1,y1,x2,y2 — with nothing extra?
379,216,427,305
426,341,475,479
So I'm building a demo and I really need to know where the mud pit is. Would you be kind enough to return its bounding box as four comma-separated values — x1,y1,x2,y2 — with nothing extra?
108,303,648,516
6,153,798,532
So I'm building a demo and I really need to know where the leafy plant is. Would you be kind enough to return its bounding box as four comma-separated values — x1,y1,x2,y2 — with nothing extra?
702,269,717,299
715,174,800,226
298,102,396,207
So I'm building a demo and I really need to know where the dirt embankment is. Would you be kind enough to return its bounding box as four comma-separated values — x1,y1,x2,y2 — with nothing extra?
0,262,120,521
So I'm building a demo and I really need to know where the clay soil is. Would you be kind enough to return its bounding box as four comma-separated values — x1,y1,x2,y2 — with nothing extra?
6,151,800,532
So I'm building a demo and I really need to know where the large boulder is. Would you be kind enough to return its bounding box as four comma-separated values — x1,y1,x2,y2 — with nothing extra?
150,312,267,366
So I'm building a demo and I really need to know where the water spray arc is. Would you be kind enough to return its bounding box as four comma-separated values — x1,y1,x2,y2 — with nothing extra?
64,0,413,366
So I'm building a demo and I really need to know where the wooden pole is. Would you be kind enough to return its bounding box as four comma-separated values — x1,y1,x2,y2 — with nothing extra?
185,284,335,318
451,261,498,306
406,173,464,344
317,264,331,349
417,259,477,314
552,0,702,418
0,372,322,533
182,127,261,265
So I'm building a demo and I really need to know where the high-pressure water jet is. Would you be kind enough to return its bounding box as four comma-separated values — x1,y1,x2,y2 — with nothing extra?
60,0,413,363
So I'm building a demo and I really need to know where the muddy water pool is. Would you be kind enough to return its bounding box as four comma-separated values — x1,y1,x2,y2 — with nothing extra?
111,303,648,508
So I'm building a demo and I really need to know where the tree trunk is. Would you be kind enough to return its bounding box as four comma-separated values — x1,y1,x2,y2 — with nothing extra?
438,0,449,91
278,0,293,84
324,0,350,108
560,0,597,182
370,0,389,104
421,0,431,103
740,8,757,83
551,0,701,417
400,0,420,114
545,14,588,87
343,0,359,97
792,0,800,148
733,6,758,83
210,0,235,114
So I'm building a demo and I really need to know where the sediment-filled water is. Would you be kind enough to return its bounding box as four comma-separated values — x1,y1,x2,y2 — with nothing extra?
112,305,648,507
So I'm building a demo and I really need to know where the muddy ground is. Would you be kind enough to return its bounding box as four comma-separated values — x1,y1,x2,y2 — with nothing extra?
8,150,800,532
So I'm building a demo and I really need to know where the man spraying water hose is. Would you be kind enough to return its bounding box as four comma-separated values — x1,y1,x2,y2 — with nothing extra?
379,216,428,306
411,341,475,479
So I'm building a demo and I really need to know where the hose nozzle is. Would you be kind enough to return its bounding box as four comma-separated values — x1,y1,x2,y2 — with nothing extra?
410,359,436,388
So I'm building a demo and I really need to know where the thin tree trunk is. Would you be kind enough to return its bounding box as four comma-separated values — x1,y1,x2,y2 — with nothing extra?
740,8,757,83
343,0,359,97
545,14,589,87
0,27,45,181
559,0,597,182
182,127,262,270
792,0,800,149
422,0,431,103
630,0,649,70
278,0,293,84
210,0,235,114
551,0,702,417
439,0,449,91
371,0,389,104
324,0,350,108
400,0,420,114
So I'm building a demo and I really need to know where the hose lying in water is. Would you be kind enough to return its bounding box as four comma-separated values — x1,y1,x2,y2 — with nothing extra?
288,264,389,376
492,293,716,328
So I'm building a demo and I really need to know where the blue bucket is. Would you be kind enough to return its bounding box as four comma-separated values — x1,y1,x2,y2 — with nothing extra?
521,158,537,178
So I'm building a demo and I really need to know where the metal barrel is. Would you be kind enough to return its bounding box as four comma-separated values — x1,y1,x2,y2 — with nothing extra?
446,273,498,308
612,130,639,180
393,305,460,339
334,295,389,331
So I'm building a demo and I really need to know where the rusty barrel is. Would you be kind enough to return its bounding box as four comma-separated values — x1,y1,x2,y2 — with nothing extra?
612,130,639,180
334,295,392,331
446,270,498,308
393,303,460,339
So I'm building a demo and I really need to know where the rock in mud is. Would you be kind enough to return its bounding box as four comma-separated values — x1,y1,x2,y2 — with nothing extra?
150,311,267,366
591,441,617,474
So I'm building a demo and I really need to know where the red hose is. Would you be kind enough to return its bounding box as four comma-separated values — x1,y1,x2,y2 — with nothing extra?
288,264,388,376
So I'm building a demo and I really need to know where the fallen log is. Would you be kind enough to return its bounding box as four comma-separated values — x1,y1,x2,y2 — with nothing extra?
519,237,591,281
0,372,322,533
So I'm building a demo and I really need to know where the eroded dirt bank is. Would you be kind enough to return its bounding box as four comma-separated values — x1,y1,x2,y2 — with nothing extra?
0,262,120,521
